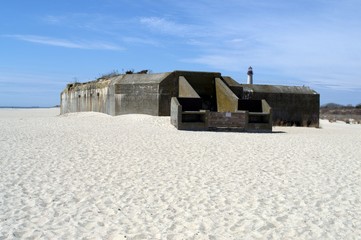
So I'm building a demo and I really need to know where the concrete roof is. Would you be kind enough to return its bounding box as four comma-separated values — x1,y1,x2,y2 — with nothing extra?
222,76,240,86
111,72,172,85
240,84,319,95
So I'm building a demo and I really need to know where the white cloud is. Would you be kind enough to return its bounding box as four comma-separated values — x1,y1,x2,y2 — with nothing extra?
4,35,123,50
122,36,159,46
139,17,195,37
184,54,243,72
4,0,361,100
42,13,132,34
176,0,361,91
43,15,66,24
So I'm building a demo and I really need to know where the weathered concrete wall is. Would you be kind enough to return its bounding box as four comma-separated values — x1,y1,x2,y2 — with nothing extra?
174,71,221,112
107,85,116,115
159,71,221,116
170,97,253,132
114,83,160,115
243,90,319,127
170,97,181,128
61,71,224,116
215,78,238,112
246,100,273,132
158,73,178,116
60,79,112,115
179,76,200,98
221,78,319,126
207,112,247,130
113,71,178,117
221,76,243,98
60,71,319,129
170,97,207,131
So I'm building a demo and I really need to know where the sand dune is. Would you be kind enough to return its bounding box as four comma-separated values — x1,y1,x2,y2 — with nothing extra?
1,108,360,239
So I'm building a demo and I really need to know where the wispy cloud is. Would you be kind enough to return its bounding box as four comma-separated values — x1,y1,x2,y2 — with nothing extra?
43,15,65,24
176,0,361,91
35,2,360,92
139,17,198,37
2,0,360,105
122,36,160,46
4,34,123,50
42,14,171,45
42,13,134,35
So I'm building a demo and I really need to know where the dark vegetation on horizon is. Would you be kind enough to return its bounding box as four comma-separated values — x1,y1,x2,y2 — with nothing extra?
98,69,151,80
67,69,152,89
321,103,361,109
321,103,361,124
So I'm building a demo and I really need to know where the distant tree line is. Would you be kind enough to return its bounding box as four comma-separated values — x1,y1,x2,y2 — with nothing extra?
321,103,361,109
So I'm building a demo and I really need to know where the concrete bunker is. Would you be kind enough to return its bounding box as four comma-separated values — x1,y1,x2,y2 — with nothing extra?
171,76,272,132
60,70,319,131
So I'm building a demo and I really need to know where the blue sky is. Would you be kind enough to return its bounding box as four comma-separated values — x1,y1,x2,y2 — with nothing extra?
1,0,360,107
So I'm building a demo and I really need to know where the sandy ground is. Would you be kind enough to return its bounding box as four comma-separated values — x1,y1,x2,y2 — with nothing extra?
0,108,360,239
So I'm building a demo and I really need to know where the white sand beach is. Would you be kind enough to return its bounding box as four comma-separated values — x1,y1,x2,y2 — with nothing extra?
0,108,360,239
